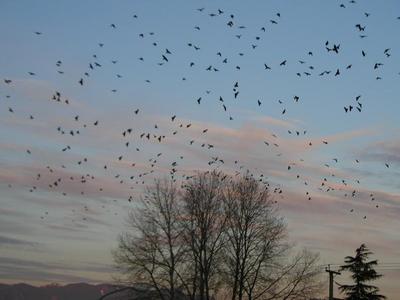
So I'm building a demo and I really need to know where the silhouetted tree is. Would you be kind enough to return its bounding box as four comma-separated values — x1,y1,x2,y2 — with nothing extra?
181,171,228,300
114,172,323,300
113,180,186,300
339,244,386,300
221,175,322,300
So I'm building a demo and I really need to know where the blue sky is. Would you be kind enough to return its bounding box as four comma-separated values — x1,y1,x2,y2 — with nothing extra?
1,0,400,298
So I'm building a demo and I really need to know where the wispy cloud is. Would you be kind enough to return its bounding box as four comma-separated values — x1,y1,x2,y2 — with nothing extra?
358,139,400,166
255,116,298,128
0,235,39,247
0,256,115,284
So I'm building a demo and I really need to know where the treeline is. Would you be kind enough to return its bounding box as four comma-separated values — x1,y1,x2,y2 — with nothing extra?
113,172,322,300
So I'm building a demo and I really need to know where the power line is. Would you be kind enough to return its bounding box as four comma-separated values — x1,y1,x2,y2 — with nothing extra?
319,262,400,267
317,263,400,272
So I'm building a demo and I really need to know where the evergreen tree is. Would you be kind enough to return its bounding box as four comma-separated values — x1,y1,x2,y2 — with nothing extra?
339,244,386,300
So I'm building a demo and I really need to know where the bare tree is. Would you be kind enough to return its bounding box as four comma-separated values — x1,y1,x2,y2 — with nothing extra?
221,176,287,300
181,171,228,300
113,180,186,300
247,249,322,300
113,173,322,300
221,175,322,300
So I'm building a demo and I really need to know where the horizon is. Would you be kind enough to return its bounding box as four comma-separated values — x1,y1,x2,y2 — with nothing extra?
1,0,399,299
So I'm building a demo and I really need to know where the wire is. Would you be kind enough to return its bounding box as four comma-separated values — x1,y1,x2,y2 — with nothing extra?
319,263,400,267
318,263,400,272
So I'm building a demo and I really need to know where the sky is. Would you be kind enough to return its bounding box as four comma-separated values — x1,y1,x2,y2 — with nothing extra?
0,0,400,298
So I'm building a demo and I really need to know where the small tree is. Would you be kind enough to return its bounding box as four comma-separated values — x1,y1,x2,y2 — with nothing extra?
339,244,386,300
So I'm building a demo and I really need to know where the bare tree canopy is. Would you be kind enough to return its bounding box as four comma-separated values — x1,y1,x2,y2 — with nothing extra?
221,174,322,300
113,172,323,300
113,180,186,300
181,172,228,300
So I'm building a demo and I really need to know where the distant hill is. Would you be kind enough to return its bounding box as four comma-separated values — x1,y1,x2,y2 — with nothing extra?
0,283,125,300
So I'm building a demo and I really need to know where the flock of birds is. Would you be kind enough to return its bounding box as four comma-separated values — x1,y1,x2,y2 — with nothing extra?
1,1,399,225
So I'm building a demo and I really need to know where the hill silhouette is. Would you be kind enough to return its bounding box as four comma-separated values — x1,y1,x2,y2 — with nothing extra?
0,283,125,300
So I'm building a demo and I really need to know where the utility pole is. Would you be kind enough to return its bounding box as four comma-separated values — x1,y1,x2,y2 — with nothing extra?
326,264,341,300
